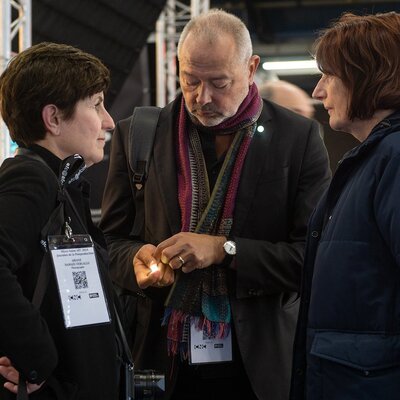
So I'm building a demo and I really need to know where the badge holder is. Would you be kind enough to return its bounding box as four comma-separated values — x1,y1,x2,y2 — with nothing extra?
189,318,233,365
48,218,111,329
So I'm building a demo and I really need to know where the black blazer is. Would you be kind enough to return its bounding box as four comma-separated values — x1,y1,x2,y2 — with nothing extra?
0,146,120,400
100,98,331,400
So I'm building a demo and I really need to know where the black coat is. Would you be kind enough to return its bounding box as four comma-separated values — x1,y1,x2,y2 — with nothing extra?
0,146,120,399
100,98,331,400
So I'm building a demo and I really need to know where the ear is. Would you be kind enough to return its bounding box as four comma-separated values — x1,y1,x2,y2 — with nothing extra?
248,55,260,85
42,104,62,136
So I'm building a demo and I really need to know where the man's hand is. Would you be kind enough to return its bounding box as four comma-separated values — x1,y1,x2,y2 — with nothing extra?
133,244,175,289
0,356,44,394
154,233,227,273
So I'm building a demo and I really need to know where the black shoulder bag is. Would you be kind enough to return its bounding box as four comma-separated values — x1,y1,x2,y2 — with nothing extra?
114,106,162,348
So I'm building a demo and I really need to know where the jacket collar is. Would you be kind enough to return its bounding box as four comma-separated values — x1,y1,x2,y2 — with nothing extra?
28,144,61,176
26,144,90,195
339,110,400,167
322,110,400,226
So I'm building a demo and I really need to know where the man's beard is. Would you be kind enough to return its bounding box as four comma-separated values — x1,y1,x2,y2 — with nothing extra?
188,105,227,127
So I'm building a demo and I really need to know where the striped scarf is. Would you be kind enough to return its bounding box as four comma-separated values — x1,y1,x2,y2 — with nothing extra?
163,83,263,358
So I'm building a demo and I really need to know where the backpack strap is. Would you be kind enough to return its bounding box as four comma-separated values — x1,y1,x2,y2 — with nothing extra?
14,148,68,400
128,106,162,190
15,149,90,309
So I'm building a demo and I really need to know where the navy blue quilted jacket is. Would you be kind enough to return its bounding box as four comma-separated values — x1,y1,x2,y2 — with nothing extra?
290,111,400,400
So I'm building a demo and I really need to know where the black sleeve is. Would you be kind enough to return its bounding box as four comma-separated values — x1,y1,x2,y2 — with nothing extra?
0,159,58,384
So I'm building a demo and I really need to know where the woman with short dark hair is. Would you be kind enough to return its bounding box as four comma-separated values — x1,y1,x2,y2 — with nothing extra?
0,42,121,399
291,12,400,400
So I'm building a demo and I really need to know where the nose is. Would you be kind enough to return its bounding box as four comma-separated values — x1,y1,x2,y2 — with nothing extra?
102,107,115,131
312,77,325,101
196,83,212,106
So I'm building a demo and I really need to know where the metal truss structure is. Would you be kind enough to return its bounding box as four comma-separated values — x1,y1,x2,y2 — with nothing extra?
0,0,207,161
0,0,31,163
155,0,209,107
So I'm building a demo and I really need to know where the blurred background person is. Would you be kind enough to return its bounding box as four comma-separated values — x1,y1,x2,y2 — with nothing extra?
259,80,315,119
291,11,400,400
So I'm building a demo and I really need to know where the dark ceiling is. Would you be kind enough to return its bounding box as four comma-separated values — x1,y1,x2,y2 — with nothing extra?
31,0,167,108
211,0,400,51
210,0,400,93
27,0,400,106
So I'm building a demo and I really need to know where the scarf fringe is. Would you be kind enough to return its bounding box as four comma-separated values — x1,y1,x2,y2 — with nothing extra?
193,315,231,339
164,308,230,358
167,339,189,360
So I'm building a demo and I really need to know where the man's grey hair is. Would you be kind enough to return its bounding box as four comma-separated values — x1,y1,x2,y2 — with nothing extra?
177,9,253,64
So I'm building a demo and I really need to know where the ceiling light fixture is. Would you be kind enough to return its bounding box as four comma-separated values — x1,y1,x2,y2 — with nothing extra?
262,59,319,75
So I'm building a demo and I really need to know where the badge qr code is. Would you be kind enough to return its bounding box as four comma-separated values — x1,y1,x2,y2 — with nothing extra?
72,271,88,289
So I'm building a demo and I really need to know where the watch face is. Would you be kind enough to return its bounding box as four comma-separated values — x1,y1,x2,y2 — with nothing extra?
224,241,236,255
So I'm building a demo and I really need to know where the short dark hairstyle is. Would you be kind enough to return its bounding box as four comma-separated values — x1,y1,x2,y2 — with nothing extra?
314,12,400,120
0,42,110,146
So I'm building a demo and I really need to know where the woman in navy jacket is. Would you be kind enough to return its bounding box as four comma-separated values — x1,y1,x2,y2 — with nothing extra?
291,12,400,400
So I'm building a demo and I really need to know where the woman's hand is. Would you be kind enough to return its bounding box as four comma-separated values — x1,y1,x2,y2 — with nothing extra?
0,356,44,394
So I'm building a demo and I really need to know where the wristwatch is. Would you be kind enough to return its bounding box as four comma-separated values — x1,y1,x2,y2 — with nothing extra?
223,240,236,256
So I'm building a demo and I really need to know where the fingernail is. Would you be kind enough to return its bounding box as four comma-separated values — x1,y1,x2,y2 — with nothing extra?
161,255,169,264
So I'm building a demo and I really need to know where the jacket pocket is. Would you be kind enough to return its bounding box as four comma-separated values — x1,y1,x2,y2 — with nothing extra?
307,331,400,400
